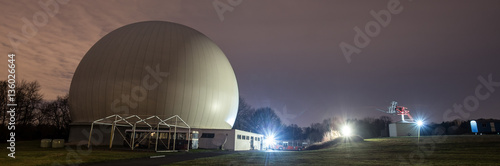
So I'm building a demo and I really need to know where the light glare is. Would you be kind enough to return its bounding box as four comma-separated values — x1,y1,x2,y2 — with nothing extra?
341,125,352,137
264,135,275,147
416,120,423,126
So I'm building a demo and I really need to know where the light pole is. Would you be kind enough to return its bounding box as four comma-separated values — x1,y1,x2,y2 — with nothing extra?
416,120,423,144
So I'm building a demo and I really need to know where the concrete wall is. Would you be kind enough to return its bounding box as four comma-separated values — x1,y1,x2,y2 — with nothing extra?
389,123,397,137
389,122,419,137
197,129,233,150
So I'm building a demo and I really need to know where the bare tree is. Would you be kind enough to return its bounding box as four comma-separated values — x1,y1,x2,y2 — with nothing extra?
39,94,71,131
15,80,43,126
232,97,255,131
0,80,43,126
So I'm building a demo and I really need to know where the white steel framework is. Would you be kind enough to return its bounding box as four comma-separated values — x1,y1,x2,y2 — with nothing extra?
87,114,191,152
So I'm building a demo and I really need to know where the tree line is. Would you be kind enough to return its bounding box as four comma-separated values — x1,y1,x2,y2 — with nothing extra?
232,97,395,143
233,98,481,143
0,80,70,141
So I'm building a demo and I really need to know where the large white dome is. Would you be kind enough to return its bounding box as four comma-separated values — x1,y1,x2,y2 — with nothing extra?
69,21,239,129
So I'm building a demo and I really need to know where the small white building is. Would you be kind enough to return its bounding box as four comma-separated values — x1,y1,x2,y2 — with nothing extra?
389,121,419,137
196,129,263,151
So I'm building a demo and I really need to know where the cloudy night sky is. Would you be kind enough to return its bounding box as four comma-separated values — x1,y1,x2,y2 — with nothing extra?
1,0,499,127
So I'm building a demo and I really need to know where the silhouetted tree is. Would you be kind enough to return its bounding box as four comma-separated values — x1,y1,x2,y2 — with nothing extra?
232,97,255,131
306,122,325,142
0,80,43,126
282,124,303,141
249,107,283,136
0,80,43,140
39,94,71,133
34,94,72,139
15,80,43,126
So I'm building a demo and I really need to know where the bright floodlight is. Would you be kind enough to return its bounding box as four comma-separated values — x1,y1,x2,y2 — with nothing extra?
264,135,275,146
416,120,424,126
341,125,352,137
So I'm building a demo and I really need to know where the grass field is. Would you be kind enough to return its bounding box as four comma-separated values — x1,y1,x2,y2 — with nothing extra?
2,135,500,165
171,135,500,165
0,141,210,166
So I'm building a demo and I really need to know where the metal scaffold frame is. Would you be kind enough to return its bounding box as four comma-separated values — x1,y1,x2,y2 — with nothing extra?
376,101,415,122
87,114,191,152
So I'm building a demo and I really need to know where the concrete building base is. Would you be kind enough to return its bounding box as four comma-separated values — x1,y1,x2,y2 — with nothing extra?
389,121,418,137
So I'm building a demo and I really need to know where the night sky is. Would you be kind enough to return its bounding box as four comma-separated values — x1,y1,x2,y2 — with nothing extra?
1,0,499,127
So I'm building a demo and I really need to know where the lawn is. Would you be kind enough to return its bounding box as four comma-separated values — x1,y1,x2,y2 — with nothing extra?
0,140,207,166
2,135,500,165
170,135,500,165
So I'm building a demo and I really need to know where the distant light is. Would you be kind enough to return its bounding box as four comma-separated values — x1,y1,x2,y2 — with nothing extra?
341,125,352,137
416,120,424,127
470,120,478,133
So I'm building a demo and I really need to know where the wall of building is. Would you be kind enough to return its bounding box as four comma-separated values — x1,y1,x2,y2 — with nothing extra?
234,129,263,151
69,125,264,151
197,129,234,150
389,122,418,137
472,120,500,134
195,129,263,151
389,123,397,137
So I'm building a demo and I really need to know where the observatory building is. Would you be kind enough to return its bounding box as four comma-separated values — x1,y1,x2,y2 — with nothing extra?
68,21,262,151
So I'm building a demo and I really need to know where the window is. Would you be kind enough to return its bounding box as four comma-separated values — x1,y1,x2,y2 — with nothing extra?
160,133,168,139
237,134,241,139
251,136,254,140
246,136,249,140
201,133,215,138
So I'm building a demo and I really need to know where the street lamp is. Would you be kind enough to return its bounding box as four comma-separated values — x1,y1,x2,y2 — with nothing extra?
416,120,423,143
